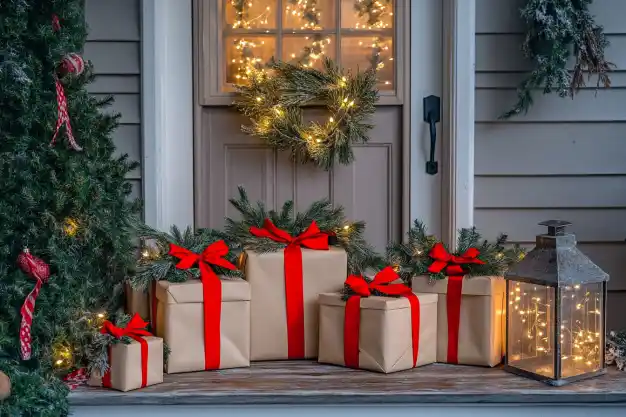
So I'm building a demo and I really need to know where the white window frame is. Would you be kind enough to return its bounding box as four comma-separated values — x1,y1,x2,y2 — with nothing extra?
141,0,475,243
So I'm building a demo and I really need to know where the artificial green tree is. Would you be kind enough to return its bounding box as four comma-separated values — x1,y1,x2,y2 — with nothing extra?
0,1,139,415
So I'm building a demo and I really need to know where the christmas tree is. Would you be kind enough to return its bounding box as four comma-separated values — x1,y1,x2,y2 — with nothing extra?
0,1,139,415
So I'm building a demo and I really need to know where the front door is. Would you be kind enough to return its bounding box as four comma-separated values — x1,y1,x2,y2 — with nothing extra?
194,0,443,250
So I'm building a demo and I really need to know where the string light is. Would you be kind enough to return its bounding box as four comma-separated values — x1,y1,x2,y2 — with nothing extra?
63,217,79,237
354,0,393,88
509,281,602,377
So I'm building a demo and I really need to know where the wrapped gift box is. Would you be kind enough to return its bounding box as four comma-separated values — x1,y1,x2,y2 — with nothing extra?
124,282,150,321
412,275,505,367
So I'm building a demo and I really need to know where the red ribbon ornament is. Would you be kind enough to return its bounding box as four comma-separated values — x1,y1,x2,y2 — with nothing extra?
249,219,329,359
168,240,237,369
100,313,153,388
427,242,484,363
343,267,420,369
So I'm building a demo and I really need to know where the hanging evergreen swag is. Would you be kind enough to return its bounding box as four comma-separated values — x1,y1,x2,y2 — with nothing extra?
129,223,243,290
233,58,379,170
386,220,525,284
501,0,613,119
225,186,382,274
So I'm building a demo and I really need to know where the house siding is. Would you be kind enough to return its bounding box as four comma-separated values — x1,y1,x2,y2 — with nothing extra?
84,0,142,201
475,0,626,331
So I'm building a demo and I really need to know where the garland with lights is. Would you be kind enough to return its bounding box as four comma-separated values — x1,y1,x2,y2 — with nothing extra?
606,330,626,371
129,223,243,291
501,0,612,119
225,186,382,274
285,0,328,68
387,220,525,284
234,57,379,170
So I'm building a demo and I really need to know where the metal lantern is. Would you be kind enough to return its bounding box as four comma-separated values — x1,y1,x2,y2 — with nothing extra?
503,220,609,386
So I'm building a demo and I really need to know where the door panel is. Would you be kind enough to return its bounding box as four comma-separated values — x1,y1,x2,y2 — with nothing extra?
196,107,401,251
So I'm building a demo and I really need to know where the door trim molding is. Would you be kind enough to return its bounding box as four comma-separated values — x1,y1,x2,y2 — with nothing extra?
441,0,475,248
141,0,195,230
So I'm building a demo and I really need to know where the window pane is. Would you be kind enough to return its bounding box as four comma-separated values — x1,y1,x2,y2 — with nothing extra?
282,0,336,31
224,36,276,87
341,36,394,90
225,0,277,29
283,35,336,69
341,0,393,30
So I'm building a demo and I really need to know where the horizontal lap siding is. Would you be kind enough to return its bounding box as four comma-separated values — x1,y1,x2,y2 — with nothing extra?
84,0,142,200
475,0,626,329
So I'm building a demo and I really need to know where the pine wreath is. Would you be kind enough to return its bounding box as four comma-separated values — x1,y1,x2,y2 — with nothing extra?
233,57,379,170
386,220,525,284
501,0,613,119
225,186,383,274
129,223,243,290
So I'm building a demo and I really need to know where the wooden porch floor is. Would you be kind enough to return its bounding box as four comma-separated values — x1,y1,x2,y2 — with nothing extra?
70,361,626,406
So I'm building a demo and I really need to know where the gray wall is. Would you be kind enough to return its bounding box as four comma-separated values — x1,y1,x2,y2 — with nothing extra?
475,0,626,331
84,0,142,201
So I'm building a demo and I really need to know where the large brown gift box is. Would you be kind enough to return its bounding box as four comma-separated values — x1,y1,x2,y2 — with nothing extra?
318,292,438,373
125,282,150,321
243,247,347,360
88,336,163,392
155,278,251,373
412,275,505,367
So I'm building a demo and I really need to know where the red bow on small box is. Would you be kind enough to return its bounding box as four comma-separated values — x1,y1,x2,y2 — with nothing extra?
168,240,237,369
250,219,329,359
100,313,153,388
343,267,420,369
427,242,484,364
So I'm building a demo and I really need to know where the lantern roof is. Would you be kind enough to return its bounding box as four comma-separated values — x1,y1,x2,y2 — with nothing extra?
504,220,609,286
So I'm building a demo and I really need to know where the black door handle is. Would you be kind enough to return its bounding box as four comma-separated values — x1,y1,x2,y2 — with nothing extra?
423,95,441,175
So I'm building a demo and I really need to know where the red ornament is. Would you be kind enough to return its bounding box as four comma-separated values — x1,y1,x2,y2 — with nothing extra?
17,248,51,360
59,53,85,77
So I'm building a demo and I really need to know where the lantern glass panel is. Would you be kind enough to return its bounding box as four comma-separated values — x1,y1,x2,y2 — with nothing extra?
559,282,603,378
507,281,556,378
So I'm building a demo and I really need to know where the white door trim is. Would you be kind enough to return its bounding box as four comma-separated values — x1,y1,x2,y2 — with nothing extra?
140,0,475,236
141,0,194,230
442,0,476,247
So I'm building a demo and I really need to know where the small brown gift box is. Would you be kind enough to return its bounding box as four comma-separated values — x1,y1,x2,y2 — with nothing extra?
412,275,505,367
317,292,438,373
125,282,150,321
88,336,163,392
243,247,347,360
155,278,251,373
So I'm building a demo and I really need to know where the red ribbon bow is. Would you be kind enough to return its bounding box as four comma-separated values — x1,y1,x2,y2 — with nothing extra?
168,240,237,369
343,267,421,369
250,219,329,358
427,242,484,364
100,313,153,388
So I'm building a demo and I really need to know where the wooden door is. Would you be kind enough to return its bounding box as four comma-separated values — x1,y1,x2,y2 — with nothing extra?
194,0,411,251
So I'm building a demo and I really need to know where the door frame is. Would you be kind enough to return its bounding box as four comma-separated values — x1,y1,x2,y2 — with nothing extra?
141,0,475,248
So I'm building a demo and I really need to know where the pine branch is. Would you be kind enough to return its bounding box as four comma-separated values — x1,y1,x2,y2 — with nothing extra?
607,330,626,371
226,186,383,274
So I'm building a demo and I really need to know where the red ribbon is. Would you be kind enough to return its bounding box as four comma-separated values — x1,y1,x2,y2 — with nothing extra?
250,219,329,359
100,313,153,388
343,267,420,369
168,240,237,369
427,243,484,363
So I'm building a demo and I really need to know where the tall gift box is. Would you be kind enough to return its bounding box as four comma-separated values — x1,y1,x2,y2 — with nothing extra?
156,278,251,373
412,274,505,367
318,267,437,373
125,282,150,321
242,220,347,360
88,314,164,392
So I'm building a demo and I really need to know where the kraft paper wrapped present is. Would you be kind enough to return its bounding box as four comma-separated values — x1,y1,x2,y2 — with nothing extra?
155,278,251,373
88,314,163,392
412,275,505,367
318,267,437,373
242,246,347,360
125,282,150,321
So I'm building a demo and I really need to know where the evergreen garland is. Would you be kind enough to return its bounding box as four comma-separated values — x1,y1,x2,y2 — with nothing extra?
225,186,382,274
387,220,525,284
234,57,379,170
501,0,612,119
129,222,243,291
606,330,626,371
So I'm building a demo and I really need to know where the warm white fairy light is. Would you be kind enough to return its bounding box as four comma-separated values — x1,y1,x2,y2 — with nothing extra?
354,0,393,87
